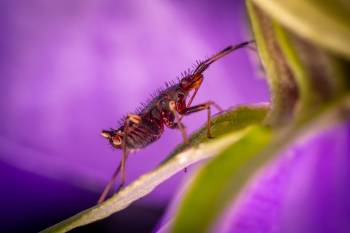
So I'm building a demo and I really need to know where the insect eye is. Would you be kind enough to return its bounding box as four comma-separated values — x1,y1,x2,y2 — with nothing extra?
112,136,122,146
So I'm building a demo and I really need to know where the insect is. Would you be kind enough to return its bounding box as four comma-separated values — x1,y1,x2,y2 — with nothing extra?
98,40,254,203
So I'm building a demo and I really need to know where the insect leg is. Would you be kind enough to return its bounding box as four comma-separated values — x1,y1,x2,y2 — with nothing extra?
97,160,123,204
178,87,199,123
169,101,189,173
97,113,141,204
186,87,200,109
120,113,141,190
180,101,222,138
169,101,188,143
179,82,202,123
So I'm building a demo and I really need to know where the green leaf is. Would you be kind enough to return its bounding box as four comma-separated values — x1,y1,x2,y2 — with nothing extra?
270,9,350,121
271,22,317,110
41,105,269,233
247,1,350,123
246,1,298,126
252,0,350,59
171,125,272,233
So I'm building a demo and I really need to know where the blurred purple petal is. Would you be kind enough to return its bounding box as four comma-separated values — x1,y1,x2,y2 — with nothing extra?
158,121,350,233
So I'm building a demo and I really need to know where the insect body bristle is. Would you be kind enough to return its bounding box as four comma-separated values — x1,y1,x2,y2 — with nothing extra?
131,79,180,115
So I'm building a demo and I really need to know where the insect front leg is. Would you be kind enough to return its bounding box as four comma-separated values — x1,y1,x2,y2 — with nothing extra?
169,101,188,143
97,113,141,204
180,101,222,138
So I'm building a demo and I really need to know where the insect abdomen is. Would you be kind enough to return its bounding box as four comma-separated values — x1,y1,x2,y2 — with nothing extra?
126,118,164,150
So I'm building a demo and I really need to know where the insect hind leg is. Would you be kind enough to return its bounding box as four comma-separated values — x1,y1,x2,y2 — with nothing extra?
97,113,141,204
97,161,123,204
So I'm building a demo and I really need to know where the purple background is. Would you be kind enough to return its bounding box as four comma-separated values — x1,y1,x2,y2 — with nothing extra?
217,122,350,233
0,0,268,232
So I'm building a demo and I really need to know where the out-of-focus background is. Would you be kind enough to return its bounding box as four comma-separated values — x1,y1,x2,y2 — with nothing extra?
0,0,268,232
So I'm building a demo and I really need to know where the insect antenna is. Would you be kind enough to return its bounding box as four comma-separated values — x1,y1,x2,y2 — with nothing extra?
180,40,255,117
193,40,255,75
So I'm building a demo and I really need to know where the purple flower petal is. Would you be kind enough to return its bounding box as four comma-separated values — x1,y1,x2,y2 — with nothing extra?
215,121,350,233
